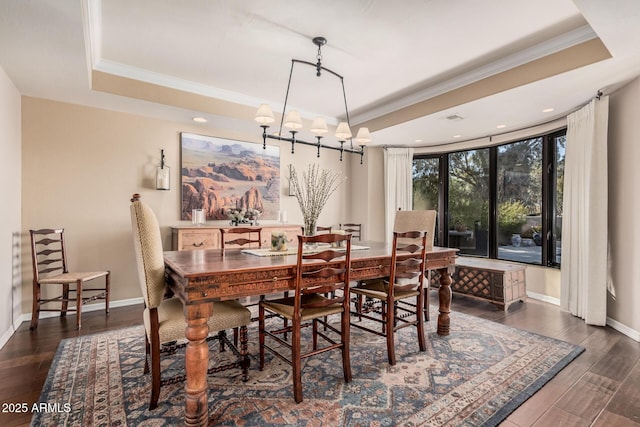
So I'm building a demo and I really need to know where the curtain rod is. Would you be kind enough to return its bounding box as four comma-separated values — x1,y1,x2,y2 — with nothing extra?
379,89,605,151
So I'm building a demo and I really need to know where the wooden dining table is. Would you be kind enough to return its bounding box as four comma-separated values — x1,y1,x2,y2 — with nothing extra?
163,241,457,426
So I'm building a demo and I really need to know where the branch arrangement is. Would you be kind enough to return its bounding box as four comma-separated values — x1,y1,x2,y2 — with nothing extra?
289,164,345,229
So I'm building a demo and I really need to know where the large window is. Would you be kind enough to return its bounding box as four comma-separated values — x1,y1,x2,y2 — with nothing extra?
497,138,542,264
551,133,565,266
448,149,489,256
413,157,440,245
413,129,565,267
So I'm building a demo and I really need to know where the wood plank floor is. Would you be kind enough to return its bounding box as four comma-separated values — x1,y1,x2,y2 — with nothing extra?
1,295,638,426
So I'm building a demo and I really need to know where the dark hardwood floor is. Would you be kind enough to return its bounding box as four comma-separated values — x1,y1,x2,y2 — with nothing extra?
1,295,638,426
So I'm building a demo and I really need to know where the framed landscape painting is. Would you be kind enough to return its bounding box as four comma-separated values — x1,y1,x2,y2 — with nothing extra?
180,132,280,221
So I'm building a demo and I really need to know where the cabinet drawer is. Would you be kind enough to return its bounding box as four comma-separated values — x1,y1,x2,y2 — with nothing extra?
179,231,217,250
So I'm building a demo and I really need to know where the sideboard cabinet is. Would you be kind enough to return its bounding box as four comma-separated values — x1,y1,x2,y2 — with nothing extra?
171,225,303,251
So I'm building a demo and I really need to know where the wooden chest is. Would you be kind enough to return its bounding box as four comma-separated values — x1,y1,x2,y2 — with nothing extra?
431,257,526,311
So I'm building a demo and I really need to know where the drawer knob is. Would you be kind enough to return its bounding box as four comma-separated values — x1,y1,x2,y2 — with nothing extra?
201,291,208,297
192,242,204,247
272,277,278,282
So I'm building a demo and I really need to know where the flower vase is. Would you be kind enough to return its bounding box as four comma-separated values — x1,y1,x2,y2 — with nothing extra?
304,217,317,236
303,217,318,250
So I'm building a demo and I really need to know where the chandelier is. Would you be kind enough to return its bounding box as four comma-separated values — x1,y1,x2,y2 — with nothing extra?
254,36,371,164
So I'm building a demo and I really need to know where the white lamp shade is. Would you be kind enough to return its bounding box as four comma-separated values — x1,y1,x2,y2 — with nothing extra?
334,121,352,140
310,117,328,134
284,110,303,130
355,127,371,145
255,104,275,124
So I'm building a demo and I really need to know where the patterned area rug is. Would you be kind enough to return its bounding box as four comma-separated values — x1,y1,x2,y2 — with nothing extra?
33,308,584,426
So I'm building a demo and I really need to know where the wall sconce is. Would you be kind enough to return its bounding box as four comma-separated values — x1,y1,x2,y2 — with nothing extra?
156,149,170,190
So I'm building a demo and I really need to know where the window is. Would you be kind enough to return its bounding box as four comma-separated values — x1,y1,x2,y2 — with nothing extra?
497,138,542,264
448,149,489,256
412,157,440,245
413,129,565,267
551,132,565,266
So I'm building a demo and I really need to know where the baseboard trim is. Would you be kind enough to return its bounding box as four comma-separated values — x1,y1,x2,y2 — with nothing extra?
527,291,560,306
606,317,640,342
0,317,22,352
18,296,144,324
0,297,144,351
527,292,639,342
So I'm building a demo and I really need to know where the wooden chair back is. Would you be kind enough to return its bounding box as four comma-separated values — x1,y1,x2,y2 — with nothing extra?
390,230,428,293
30,229,68,283
294,233,352,312
340,223,361,240
220,227,262,250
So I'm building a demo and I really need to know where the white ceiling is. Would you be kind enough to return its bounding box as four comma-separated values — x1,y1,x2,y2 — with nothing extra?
1,0,640,148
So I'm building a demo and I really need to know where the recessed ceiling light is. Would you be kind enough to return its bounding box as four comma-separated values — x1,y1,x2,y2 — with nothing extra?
453,134,462,138
496,124,506,129
542,108,554,113
415,139,423,143
192,117,208,123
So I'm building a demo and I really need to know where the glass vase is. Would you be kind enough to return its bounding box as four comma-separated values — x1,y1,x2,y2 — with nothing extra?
303,217,318,251
303,217,317,236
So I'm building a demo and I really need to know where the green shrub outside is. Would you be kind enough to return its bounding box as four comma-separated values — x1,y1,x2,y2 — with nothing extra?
498,200,528,244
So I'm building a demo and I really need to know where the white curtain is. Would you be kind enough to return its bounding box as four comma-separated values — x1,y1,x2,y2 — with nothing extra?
560,96,610,326
384,147,414,243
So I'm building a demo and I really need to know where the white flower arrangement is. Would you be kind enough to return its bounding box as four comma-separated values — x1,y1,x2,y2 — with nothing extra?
227,208,261,225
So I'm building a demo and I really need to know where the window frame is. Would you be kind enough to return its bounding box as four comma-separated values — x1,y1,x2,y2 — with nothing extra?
413,128,566,268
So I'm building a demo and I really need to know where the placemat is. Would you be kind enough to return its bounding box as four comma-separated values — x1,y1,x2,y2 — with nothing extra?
242,244,370,257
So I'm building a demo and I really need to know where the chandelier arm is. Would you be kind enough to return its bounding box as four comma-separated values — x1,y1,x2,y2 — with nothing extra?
278,60,297,136
292,59,343,80
289,59,355,148
265,134,362,156
339,76,354,150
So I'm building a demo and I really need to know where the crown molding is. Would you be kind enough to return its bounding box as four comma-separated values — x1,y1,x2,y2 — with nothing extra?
351,25,598,125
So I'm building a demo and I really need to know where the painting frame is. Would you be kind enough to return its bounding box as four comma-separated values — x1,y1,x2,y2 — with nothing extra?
180,132,280,221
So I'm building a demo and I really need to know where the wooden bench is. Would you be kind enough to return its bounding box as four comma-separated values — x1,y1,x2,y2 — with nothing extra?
430,257,526,311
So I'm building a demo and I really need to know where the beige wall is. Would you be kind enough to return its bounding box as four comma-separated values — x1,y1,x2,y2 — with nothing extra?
0,66,22,343
608,76,640,335
348,146,385,243
20,97,349,314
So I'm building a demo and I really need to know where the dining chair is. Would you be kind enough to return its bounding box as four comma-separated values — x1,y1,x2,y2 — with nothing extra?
258,232,352,403
220,227,262,250
340,223,362,240
130,194,250,410
350,230,428,365
29,228,110,330
299,225,332,235
220,226,278,323
393,210,436,320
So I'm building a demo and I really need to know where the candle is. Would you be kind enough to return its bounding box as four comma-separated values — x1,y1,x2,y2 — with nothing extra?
280,210,287,224
192,209,205,225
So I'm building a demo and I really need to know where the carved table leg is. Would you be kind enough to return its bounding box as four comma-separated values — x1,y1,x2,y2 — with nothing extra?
184,302,213,427
437,267,452,336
